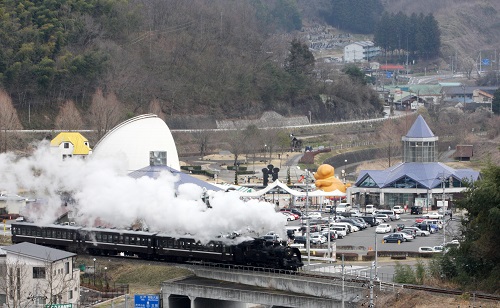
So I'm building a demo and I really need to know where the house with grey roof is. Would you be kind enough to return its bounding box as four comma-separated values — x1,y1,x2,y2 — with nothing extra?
348,115,480,210
0,242,80,307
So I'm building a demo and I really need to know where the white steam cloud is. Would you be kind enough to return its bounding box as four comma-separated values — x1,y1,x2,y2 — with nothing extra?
0,142,287,243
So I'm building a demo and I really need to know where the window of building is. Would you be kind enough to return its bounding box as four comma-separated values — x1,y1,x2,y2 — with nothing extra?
64,143,69,149
68,290,73,300
65,261,70,274
149,151,167,166
33,267,46,279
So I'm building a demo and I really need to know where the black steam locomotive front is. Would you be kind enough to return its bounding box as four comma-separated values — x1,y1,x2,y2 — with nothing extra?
232,238,303,270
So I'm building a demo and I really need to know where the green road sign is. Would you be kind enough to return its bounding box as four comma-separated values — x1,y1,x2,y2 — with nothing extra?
45,304,72,308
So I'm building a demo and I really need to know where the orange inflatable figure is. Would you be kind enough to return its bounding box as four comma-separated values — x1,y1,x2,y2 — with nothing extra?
313,164,350,193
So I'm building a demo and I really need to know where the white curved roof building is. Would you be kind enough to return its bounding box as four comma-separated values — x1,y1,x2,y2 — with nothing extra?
93,114,180,172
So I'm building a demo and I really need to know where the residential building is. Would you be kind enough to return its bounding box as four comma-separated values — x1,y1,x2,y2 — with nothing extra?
0,242,80,307
344,41,380,63
50,132,92,160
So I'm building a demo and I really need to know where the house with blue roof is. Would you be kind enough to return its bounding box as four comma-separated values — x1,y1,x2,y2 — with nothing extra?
349,115,480,210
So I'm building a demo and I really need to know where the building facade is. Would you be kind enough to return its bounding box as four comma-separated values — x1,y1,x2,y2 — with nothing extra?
344,41,380,63
0,242,80,307
348,115,480,210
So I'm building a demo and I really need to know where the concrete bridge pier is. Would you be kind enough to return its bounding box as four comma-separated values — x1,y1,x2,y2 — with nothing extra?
164,294,247,308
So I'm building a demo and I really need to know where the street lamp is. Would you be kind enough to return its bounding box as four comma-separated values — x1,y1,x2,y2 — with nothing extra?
364,189,370,215
343,159,347,183
93,258,96,286
298,166,311,266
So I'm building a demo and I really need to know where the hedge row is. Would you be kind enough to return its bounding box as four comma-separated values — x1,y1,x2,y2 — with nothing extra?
181,165,202,171
226,166,248,171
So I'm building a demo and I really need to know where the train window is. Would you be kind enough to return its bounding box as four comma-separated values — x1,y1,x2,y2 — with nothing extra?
41,229,46,237
103,234,108,242
130,237,135,244
96,233,101,241
119,235,123,243
56,231,61,238
113,235,118,243
124,236,129,243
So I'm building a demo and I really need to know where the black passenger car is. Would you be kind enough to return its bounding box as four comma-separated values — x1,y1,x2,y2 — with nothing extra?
411,206,423,215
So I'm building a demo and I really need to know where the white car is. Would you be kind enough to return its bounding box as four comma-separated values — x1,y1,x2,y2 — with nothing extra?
392,206,404,214
394,232,414,241
348,209,362,217
419,246,436,253
281,212,295,221
403,227,430,237
376,223,392,233
423,212,444,219
433,245,445,253
310,234,326,245
304,212,322,220
375,214,390,222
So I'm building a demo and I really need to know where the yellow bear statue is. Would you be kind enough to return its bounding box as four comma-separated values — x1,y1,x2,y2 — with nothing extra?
313,164,350,193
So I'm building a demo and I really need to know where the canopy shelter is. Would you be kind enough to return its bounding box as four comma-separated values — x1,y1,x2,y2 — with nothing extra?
238,180,346,198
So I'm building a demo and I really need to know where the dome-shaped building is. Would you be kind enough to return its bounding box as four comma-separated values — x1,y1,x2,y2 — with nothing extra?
93,114,180,172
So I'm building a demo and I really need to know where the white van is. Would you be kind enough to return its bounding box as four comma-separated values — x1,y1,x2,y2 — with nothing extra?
335,203,351,214
329,225,347,238
331,222,353,234
365,204,376,214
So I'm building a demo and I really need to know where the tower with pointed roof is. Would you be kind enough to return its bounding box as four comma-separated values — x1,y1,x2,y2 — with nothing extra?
401,115,438,162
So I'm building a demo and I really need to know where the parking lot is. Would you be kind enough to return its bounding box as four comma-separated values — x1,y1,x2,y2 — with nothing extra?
285,210,461,253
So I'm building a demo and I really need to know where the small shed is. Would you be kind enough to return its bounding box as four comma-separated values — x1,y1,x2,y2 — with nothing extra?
454,145,473,161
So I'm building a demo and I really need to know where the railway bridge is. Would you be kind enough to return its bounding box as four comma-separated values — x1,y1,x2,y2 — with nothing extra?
161,265,366,308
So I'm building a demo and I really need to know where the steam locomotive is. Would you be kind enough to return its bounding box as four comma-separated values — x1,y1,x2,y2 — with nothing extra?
11,222,303,270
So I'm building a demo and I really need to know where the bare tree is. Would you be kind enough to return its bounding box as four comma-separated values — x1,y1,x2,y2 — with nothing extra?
193,130,212,157
0,90,23,153
89,88,122,140
54,100,84,130
378,118,405,167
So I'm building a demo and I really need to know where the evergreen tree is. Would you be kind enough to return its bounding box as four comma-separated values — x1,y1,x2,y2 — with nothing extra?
446,160,500,292
492,88,500,115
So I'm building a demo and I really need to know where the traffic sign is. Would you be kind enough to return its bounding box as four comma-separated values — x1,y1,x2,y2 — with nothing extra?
482,58,490,66
134,294,160,308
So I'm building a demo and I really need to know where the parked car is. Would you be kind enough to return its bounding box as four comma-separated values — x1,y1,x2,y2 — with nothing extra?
394,232,414,241
364,204,376,214
411,206,423,215
418,246,436,253
293,235,307,245
433,245,444,253
392,205,404,214
360,216,379,227
403,227,430,237
400,228,416,237
329,226,347,238
347,209,362,217
375,214,390,222
376,223,392,233
375,210,400,220
438,207,452,216
383,233,405,243
281,212,295,221
335,203,352,214
321,230,337,241
310,233,326,245
422,212,444,219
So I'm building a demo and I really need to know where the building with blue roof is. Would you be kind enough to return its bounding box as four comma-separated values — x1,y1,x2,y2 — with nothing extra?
349,115,480,210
